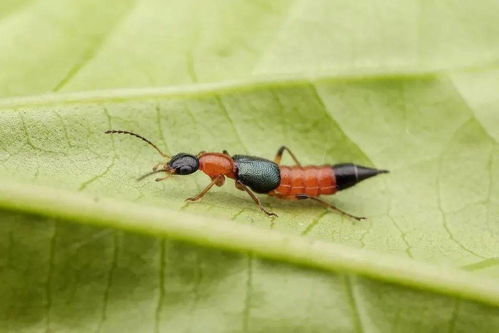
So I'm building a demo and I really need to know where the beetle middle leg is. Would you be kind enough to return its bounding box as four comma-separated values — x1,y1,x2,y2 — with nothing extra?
236,180,277,217
274,146,302,167
296,194,366,221
185,175,225,202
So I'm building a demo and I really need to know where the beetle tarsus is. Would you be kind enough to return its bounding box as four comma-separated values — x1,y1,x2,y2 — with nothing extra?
262,209,278,218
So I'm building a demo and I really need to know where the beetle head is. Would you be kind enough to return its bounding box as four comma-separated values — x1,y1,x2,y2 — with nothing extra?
104,130,199,181
166,153,199,175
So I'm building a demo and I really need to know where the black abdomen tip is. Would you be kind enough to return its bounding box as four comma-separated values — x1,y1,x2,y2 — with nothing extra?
333,163,388,190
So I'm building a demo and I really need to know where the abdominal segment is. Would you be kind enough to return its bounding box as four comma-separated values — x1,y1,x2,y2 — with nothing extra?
274,166,337,197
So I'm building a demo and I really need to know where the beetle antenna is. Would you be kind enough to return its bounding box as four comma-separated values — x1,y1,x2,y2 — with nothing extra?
105,130,170,158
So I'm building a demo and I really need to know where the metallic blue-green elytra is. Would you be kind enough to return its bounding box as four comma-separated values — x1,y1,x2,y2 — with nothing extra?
232,155,281,193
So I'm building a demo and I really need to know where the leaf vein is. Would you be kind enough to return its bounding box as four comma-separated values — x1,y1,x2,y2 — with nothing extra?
344,275,364,333
44,221,56,333
436,125,486,259
215,95,249,153
96,231,118,333
52,0,138,92
79,108,116,191
301,210,329,236
448,299,461,333
243,254,253,333
154,239,166,333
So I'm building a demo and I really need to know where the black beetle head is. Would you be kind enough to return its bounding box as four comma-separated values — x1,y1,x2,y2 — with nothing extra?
167,153,199,175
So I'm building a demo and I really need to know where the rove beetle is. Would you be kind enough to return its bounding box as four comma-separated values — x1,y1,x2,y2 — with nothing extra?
105,130,388,220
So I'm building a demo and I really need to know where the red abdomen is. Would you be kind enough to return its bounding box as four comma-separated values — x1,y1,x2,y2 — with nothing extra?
275,166,337,197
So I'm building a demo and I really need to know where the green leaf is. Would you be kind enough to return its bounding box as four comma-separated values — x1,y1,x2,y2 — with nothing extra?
1,1,499,332
1,73,499,331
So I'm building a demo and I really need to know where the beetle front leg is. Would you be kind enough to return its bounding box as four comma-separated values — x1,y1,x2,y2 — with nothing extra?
185,175,225,202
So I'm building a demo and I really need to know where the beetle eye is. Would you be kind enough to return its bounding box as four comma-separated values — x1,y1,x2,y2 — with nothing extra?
178,166,192,175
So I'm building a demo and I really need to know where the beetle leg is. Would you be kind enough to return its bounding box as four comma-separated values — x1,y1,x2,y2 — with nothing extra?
296,194,366,221
222,150,230,156
185,175,224,202
213,175,225,186
235,181,245,191
236,180,278,217
152,162,163,171
274,146,302,167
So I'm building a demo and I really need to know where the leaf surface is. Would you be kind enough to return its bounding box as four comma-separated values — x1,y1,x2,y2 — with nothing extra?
0,0,499,332
1,73,499,332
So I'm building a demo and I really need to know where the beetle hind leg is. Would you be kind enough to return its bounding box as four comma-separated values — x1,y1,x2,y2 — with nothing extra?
296,194,366,221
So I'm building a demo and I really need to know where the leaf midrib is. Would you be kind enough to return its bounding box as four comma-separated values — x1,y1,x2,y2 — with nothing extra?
0,70,449,110
1,179,499,308
3,62,499,109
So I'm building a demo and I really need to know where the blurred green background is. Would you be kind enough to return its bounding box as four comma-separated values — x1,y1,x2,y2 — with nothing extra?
2,0,499,97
